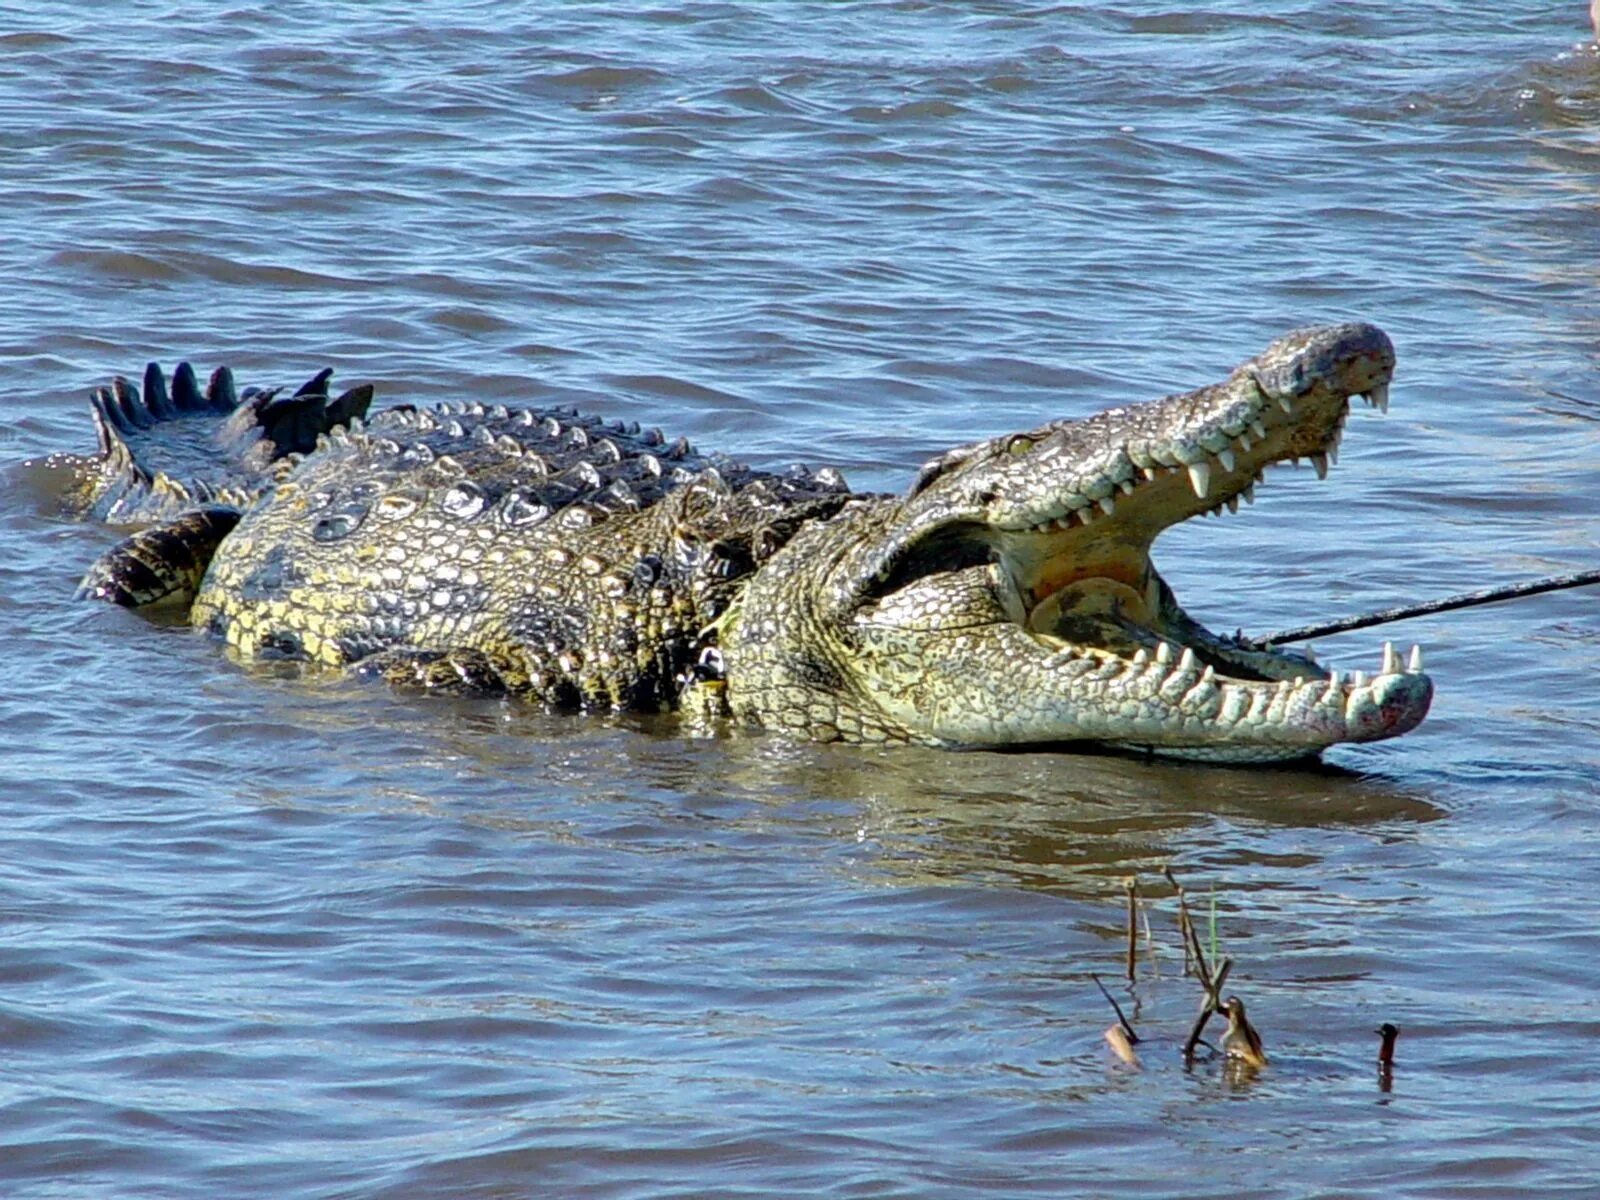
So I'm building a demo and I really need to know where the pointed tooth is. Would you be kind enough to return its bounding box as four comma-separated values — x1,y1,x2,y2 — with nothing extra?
1241,483,1255,504
1216,447,1236,472
1368,382,1390,413
1278,395,1295,414
1327,670,1343,690
1133,647,1150,666
1119,479,1136,495
1382,642,1400,675
1225,495,1239,514
1352,670,1368,688
1311,453,1329,480
1142,466,1159,481
1250,419,1267,440
1408,644,1423,673
1178,647,1196,673
1156,642,1174,665
1200,665,1215,684
1237,434,1251,452
1186,461,1212,499
1303,644,1317,664
1098,495,1116,516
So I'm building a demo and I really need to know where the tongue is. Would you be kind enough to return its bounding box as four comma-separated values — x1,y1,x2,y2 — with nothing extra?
1026,577,1154,653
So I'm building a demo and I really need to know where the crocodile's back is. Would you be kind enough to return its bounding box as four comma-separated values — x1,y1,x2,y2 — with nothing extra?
192,400,849,709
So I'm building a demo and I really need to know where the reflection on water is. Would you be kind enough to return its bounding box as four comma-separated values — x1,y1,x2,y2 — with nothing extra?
2,1,1600,1197
676,734,1447,894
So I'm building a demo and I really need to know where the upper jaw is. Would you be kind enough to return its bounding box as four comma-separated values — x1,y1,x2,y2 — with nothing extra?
980,321,1396,539
836,323,1395,624
840,324,1396,613
952,324,1395,626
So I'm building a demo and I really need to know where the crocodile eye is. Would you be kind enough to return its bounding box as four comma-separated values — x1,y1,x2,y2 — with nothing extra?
1004,434,1035,456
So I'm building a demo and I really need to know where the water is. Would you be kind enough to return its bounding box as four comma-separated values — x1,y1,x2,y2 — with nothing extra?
3,2,1599,1195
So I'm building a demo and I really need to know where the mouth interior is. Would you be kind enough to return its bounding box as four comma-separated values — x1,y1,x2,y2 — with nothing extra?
958,380,1393,685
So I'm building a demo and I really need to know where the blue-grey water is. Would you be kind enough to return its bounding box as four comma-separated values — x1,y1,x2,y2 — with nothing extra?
3,3,1600,1196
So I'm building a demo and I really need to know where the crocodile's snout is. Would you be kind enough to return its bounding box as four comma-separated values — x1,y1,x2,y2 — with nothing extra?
1249,321,1395,407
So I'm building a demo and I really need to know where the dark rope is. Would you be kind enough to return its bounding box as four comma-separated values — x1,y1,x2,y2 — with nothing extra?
1249,566,1600,647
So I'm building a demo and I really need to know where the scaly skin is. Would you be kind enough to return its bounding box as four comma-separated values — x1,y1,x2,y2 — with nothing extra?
188,401,852,707
59,322,1432,762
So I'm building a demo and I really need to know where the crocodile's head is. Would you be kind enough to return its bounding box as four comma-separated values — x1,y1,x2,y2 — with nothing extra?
723,323,1432,762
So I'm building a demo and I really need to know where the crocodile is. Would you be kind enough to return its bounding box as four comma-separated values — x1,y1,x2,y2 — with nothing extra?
44,322,1431,762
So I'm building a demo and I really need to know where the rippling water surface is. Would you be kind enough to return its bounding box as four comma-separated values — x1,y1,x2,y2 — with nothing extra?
4,3,1600,1196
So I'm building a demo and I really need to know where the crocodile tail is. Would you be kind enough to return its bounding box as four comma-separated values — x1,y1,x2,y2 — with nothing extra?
63,364,247,523
75,505,242,610
76,376,195,519
48,361,371,525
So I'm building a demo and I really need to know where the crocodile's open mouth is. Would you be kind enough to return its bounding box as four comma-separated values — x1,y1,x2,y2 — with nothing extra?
858,323,1432,759
991,377,1427,757
998,377,1393,679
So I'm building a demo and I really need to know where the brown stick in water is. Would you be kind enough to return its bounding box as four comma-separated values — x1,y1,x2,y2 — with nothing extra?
1091,972,1139,1046
1163,866,1195,977
1124,876,1139,983
1377,1022,1399,1092
1183,956,1233,1060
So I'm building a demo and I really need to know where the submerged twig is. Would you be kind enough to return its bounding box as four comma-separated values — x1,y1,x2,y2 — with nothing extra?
1091,972,1139,1046
1163,866,1195,976
1182,956,1233,1060
1377,1022,1399,1092
1123,876,1139,983
1104,1023,1142,1067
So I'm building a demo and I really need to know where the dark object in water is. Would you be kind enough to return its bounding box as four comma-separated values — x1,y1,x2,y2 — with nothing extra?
1220,995,1268,1068
1377,1021,1399,1067
1377,1021,1399,1091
